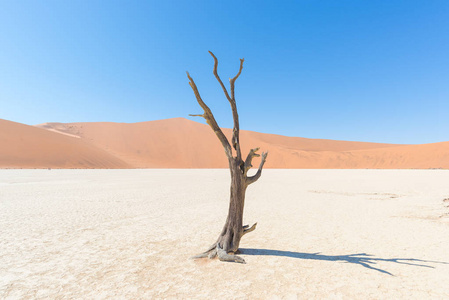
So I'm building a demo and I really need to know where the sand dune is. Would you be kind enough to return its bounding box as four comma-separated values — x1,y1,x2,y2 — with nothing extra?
0,119,129,169
1,117,448,168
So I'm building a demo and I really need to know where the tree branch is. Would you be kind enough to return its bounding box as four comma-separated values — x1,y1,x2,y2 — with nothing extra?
243,147,260,175
242,222,257,236
230,58,244,101
246,151,268,185
228,57,244,160
208,51,243,160
208,51,233,103
187,71,232,159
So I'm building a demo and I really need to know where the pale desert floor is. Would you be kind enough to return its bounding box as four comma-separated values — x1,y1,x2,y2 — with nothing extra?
1,169,449,299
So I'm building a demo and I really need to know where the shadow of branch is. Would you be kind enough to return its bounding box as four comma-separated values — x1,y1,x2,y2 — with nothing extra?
239,248,449,276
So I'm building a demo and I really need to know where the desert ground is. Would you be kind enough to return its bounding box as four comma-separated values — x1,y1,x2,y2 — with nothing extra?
1,169,448,299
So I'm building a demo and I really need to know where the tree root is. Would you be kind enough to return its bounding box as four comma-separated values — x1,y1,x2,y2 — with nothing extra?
191,223,256,263
190,243,217,259
190,244,246,263
216,244,246,264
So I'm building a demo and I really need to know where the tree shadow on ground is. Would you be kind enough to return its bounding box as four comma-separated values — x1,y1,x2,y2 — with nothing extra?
239,248,449,276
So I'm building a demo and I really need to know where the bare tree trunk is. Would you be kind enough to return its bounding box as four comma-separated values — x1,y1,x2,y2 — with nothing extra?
188,52,267,264
217,161,246,251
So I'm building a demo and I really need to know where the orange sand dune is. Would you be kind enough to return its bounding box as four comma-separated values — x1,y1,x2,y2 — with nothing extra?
0,119,130,169
29,118,448,169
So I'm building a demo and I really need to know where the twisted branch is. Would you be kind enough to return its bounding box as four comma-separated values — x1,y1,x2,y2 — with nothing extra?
242,223,257,236
246,152,268,185
208,51,243,160
187,71,232,159
230,58,244,101
244,147,261,175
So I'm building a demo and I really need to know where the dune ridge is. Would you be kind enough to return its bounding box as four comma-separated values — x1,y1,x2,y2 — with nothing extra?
1,117,448,169
0,119,130,169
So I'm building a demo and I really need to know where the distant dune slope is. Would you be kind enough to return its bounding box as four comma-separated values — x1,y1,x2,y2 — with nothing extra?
27,118,448,169
1,117,448,169
0,119,130,169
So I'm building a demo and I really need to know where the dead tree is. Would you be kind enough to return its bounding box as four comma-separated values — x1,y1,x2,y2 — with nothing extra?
187,51,268,264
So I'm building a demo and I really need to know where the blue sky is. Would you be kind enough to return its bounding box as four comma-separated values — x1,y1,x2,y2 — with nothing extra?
1,1,448,144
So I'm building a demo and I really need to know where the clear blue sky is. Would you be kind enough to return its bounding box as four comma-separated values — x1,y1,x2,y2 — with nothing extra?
1,1,448,144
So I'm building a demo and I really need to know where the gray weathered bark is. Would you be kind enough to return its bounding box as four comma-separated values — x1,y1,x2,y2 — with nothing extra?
188,52,268,264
